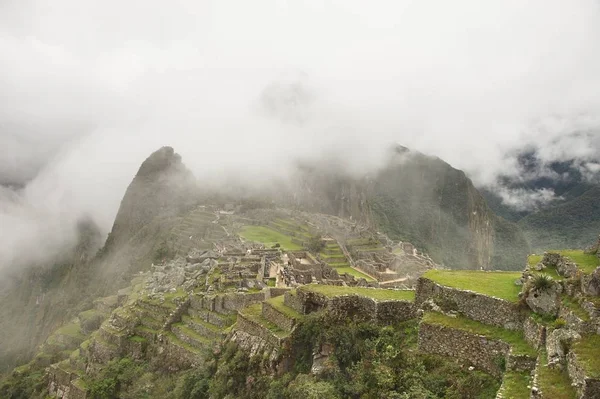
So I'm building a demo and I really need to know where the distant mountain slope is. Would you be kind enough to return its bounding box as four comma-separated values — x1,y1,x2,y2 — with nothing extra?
0,147,199,372
290,147,530,270
519,185,600,251
480,150,600,250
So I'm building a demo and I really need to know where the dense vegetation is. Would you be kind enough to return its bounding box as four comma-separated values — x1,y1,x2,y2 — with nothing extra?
2,315,499,398
174,315,500,399
519,186,600,252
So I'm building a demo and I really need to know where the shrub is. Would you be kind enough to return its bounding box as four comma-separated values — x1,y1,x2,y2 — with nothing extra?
553,318,567,329
307,236,326,254
532,274,554,292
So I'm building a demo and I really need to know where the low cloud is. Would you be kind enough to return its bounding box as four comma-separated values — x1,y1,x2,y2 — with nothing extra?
1,0,600,271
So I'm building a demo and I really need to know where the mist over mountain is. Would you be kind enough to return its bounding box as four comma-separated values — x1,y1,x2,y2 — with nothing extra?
1,2,600,395
479,143,600,250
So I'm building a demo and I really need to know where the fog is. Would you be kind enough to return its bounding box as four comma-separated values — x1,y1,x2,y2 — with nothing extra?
1,0,600,271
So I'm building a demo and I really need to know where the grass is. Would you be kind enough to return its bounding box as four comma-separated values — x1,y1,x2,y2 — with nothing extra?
423,269,523,302
241,304,289,338
334,266,376,281
529,253,561,279
532,250,600,274
422,312,536,356
559,250,600,274
266,296,303,320
535,268,562,280
239,226,303,250
274,218,310,231
72,378,88,390
499,371,532,399
267,278,276,287
528,254,543,267
571,334,600,378
55,323,85,339
128,335,147,343
182,315,222,333
537,351,577,399
561,296,590,321
300,284,415,302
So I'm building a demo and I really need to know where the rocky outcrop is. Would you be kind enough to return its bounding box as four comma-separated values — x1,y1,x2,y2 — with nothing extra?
525,286,561,318
106,147,198,250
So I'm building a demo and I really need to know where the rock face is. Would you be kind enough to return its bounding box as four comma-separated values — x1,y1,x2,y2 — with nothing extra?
106,146,198,249
286,147,529,270
525,287,561,317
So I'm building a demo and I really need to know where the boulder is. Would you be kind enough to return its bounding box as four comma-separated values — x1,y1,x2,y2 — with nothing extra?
526,287,561,317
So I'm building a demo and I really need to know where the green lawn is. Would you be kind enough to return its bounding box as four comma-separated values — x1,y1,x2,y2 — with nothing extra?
537,351,577,399
527,254,543,267
239,226,303,250
300,284,415,302
571,334,600,378
499,371,531,399
422,312,535,356
334,266,376,282
423,270,522,302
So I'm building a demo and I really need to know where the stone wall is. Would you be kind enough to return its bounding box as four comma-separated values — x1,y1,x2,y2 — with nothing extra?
296,288,415,324
262,302,296,331
523,316,546,349
190,292,266,313
567,350,600,398
354,262,398,282
416,277,526,330
284,291,304,314
47,364,87,399
326,296,378,322
376,300,416,324
236,313,283,348
267,288,290,299
418,322,511,377
559,307,596,335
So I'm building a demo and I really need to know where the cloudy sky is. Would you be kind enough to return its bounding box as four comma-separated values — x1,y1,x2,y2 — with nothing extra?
1,0,600,270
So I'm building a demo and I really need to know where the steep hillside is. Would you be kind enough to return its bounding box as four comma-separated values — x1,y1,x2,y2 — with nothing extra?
290,147,529,270
105,146,198,251
0,147,198,372
519,185,600,251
